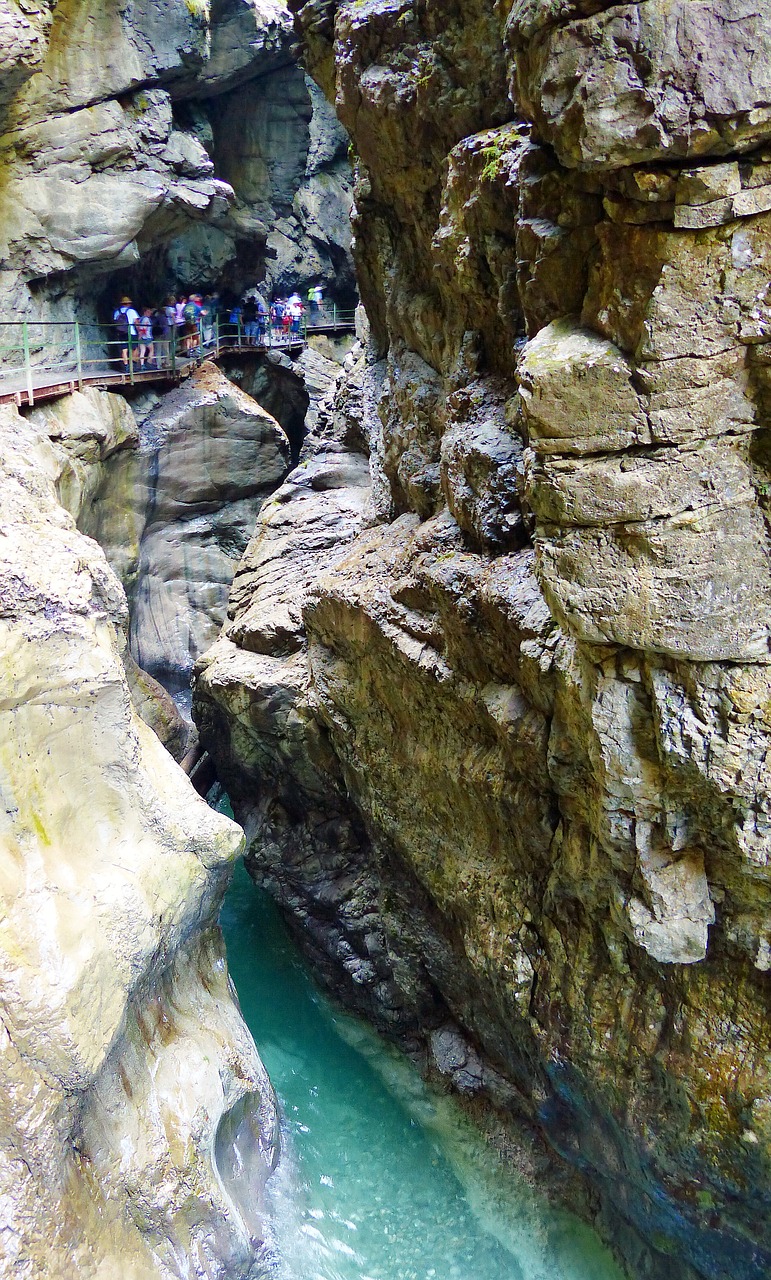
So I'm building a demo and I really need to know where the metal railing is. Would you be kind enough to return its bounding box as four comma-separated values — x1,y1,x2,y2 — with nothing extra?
305,304,356,332
0,308,357,406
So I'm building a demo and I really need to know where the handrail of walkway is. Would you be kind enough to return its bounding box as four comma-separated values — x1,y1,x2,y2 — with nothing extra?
0,309,357,408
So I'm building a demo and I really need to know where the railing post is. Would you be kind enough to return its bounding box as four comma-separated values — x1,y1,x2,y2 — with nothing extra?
215,313,220,358
237,313,242,347
74,321,83,390
171,324,177,377
22,321,33,406
128,326,135,384
333,302,337,330
198,317,203,358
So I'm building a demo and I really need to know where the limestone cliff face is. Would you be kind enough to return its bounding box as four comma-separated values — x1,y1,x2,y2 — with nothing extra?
195,4,771,1278
195,340,378,995
0,402,279,1279
0,0,352,325
0,2,356,1273
27,367,291,704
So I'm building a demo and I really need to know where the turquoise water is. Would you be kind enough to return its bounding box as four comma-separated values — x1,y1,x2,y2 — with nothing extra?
221,861,627,1280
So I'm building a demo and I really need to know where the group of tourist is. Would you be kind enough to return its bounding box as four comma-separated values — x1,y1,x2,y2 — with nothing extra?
112,284,326,370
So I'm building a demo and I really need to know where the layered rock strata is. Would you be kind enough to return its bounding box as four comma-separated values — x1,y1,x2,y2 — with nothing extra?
0,402,278,1279
195,3,771,1278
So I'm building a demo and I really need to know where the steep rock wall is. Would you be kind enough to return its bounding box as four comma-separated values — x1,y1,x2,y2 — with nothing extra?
0,0,352,326
195,4,771,1278
27,368,291,698
0,3,359,1272
195,340,379,999
208,68,354,300
0,402,279,1279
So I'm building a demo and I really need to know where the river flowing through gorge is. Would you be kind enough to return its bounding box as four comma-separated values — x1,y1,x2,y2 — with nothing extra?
106,338,631,1278
220,854,625,1280
3,3,771,1278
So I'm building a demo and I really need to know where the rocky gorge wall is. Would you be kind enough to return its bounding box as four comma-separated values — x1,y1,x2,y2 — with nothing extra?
0,0,353,329
0,3,361,1276
52,364,293,699
0,337,351,1278
0,398,280,1279
26,338,348,718
193,4,771,1279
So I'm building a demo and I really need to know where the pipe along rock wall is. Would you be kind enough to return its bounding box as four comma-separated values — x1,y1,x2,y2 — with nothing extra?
194,4,771,1279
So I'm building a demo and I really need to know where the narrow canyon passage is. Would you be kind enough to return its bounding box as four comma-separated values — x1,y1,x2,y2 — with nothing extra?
220,857,626,1280
4,3,771,1277
111,341,630,1276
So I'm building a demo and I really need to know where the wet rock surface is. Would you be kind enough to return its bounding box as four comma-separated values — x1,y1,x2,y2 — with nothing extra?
29,366,292,698
0,402,278,1280
192,3,771,1278
128,363,291,693
0,3,362,1275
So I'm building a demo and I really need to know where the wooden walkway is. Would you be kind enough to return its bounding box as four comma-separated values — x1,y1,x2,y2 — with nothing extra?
0,319,355,409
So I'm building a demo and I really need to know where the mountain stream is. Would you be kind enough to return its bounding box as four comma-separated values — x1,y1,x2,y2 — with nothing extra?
221,860,628,1280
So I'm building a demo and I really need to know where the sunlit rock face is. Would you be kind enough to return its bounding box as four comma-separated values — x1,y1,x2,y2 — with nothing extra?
27,366,291,700
25,385,194,756
194,3,771,1277
0,403,278,1280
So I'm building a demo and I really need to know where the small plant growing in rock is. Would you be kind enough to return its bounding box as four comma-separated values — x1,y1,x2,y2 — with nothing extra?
479,140,510,184
184,0,210,21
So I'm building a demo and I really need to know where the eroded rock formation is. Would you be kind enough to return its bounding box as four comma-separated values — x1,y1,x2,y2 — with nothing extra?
27,366,292,703
0,0,352,326
194,4,771,1278
0,3,362,1276
0,403,279,1279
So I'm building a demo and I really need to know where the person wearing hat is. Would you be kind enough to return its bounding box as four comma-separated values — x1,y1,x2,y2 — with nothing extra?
113,296,140,371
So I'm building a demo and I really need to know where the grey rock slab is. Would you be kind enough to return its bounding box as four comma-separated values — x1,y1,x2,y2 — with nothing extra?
673,185,771,228
537,503,771,662
130,499,268,687
0,1,48,110
227,444,372,656
125,364,290,689
524,440,755,527
733,185,771,218
675,162,742,207
137,362,290,522
672,197,735,230
517,319,650,455
643,365,757,445
195,0,293,97
441,419,524,551
513,0,771,170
